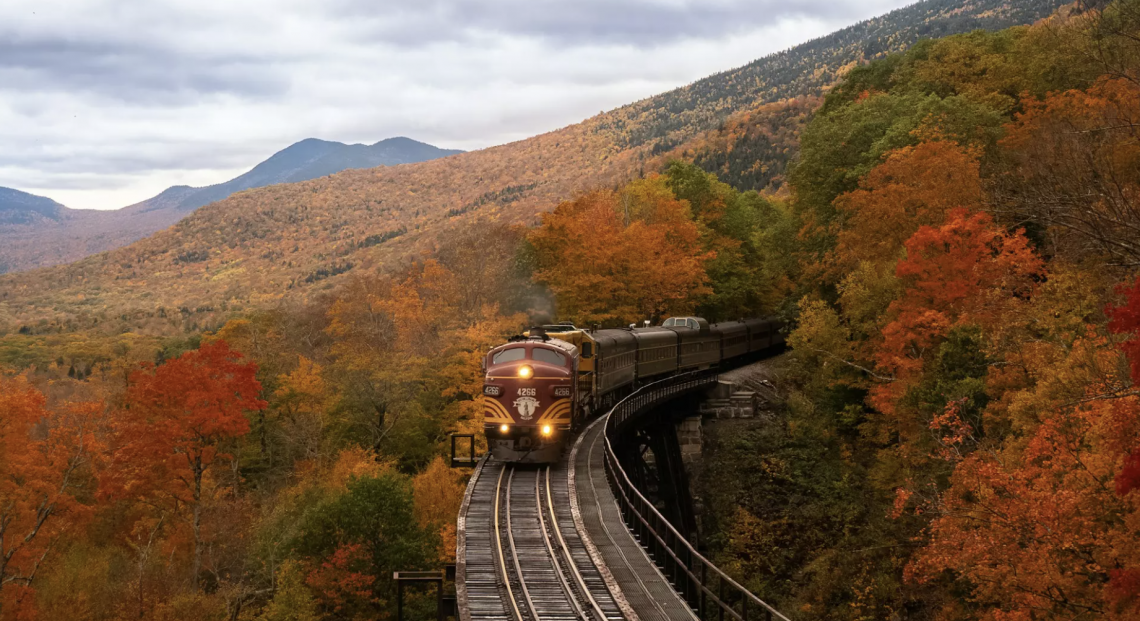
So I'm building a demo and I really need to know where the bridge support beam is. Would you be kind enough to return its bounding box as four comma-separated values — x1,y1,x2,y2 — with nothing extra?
615,406,700,543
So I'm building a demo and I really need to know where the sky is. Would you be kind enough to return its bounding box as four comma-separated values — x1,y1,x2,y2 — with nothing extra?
1,0,916,211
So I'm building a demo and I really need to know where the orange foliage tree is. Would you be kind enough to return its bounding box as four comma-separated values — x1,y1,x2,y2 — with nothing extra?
0,377,102,619
871,208,1042,419
897,208,1140,621
327,258,524,458
529,178,714,326
998,76,1140,266
909,336,1140,621
834,141,984,272
106,341,266,591
273,355,333,467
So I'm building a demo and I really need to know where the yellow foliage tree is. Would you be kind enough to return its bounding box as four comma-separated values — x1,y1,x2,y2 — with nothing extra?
412,457,466,563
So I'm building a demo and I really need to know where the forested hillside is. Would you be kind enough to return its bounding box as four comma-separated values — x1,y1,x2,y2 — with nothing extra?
0,0,1065,335
597,0,1069,153
688,5,1140,618
528,5,1140,618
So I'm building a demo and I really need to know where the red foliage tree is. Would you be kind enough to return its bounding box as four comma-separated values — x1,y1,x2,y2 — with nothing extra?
304,543,377,617
1109,275,1140,387
106,341,266,591
1109,275,1140,496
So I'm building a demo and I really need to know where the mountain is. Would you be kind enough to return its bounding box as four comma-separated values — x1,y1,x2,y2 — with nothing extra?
0,0,1068,335
128,137,463,215
0,138,461,275
0,187,67,226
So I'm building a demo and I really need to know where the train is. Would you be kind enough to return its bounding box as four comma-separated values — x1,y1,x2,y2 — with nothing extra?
481,316,785,463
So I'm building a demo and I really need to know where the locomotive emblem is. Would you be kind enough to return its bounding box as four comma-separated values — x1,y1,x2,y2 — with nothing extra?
513,396,540,420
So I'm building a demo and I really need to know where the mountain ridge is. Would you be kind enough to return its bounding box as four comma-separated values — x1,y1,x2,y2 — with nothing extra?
125,136,463,216
0,187,68,225
0,137,461,274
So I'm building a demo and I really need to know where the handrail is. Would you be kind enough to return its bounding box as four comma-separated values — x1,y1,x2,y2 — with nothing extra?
603,371,791,621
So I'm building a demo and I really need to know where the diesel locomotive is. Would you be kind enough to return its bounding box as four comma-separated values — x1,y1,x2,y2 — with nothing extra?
482,316,784,462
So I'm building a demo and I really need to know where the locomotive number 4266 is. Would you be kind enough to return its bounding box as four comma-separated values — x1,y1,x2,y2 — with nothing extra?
517,388,536,396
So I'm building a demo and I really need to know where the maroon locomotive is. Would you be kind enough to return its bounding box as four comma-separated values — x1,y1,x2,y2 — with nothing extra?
482,335,578,463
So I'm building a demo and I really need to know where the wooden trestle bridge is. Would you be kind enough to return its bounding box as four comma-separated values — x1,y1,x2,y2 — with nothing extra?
449,371,791,621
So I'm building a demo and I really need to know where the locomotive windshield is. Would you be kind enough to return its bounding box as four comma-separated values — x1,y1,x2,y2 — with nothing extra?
532,348,566,366
489,344,568,366
492,347,526,364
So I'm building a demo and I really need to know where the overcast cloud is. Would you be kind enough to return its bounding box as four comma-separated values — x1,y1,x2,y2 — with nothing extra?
0,0,913,210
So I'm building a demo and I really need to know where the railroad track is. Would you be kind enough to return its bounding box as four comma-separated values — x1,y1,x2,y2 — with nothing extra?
463,459,624,621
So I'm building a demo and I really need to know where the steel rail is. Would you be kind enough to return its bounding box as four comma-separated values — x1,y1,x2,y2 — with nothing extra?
494,465,528,621
503,467,540,621
543,467,609,621
602,371,792,621
534,467,587,621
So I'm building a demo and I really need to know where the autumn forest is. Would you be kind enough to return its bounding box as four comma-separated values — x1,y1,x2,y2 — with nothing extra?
2,0,1140,620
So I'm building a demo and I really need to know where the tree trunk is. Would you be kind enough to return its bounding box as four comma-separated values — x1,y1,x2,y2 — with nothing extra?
372,402,387,451
192,461,203,592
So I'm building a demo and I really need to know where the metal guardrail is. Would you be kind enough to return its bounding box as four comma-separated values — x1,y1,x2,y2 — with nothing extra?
603,371,791,621
451,433,477,468
393,567,456,621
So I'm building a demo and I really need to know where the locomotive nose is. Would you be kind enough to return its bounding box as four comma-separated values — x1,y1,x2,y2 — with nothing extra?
482,339,576,463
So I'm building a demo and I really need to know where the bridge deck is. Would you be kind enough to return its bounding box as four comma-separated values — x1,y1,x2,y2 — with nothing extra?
571,419,697,621
459,450,626,621
459,417,698,621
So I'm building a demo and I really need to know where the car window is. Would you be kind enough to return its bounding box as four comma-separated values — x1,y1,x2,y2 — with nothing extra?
492,347,526,364
532,348,566,366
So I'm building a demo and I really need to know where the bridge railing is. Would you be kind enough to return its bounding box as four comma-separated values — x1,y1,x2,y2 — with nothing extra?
603,371,791,621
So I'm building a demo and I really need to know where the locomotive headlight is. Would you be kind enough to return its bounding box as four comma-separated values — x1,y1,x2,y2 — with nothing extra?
499,424,510,434
483,385,502,396
553,386,571,397
541,424,553,436
517,365,533,379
